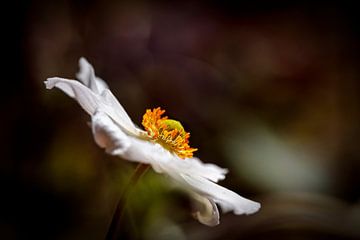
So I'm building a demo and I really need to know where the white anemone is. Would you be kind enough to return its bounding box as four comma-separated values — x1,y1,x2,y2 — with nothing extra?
44,57,260,226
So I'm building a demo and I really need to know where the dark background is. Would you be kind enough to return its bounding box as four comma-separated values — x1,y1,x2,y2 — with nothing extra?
2,1,360,239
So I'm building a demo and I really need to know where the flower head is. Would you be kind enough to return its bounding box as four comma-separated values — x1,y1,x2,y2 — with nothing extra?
44,57,260,226
142,107,197,159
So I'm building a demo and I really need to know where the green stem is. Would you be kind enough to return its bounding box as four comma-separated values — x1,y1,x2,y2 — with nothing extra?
105,163,150,240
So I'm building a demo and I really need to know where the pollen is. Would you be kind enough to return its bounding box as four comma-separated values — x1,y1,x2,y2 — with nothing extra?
141,107,198,159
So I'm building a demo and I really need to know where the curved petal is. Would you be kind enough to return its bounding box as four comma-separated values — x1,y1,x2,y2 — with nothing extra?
45,77,102,115
76,57,108,94
75,57,140,135
121,137,171,172
89,110,166,169
101,89,146,137
191,192,219,226
114,135,228,183
92,110,131,155
45,77,142,137
172,157,228,183
97,123,260,219
180,174,261,215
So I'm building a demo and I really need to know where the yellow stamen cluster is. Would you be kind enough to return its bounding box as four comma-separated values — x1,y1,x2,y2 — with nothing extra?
142,107,197,159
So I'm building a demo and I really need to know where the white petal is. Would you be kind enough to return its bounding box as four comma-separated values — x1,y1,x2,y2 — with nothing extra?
76,57,136,131
90,111,166,168
45,77,102,115
173,157,228,183
191,193,219,226
92,110,131,155
180,174,261,215
121,146,228,183
45,77,142,137
115,137,225,181
101,89,146,137
113,136,259,219
122,137,171,171
76,57,108,94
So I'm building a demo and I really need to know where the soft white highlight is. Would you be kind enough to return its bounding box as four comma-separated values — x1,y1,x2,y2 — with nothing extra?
44,57,260,226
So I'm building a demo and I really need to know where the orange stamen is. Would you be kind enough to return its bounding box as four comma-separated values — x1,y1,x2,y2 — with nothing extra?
141,107,198,159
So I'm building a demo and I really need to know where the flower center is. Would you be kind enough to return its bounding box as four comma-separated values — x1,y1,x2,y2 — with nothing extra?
141,107,197,159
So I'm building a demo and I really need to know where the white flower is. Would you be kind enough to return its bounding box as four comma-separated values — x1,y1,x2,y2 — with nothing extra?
44,57,260,226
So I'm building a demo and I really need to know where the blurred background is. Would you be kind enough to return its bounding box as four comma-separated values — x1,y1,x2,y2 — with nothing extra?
2,0,360,239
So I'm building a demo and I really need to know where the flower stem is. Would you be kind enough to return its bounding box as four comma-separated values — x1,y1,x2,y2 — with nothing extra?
105,163,150,240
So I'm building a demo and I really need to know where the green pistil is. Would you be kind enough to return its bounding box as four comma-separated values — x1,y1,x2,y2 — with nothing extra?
162,119,185,137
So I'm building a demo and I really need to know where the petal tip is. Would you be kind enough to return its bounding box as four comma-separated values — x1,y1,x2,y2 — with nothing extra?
44,78,57,89
248,201,261,214
78,57,88,66
238,201,261,215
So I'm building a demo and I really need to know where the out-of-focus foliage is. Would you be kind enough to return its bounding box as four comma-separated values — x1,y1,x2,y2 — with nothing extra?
2,0,360,239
